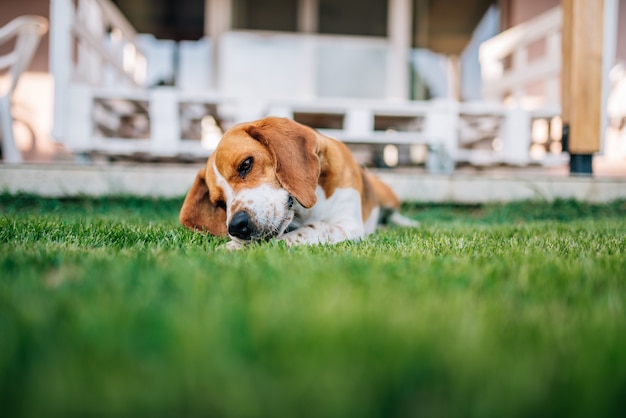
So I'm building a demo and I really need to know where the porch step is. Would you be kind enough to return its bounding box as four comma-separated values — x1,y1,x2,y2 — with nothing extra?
1,163,624,204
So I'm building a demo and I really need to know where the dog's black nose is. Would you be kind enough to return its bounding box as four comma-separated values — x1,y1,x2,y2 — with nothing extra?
228,211,253,240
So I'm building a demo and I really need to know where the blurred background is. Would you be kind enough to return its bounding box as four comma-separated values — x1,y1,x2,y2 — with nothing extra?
1,0,625,180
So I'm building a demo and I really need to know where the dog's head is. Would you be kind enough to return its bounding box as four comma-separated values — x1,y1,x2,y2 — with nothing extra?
180,117,320,242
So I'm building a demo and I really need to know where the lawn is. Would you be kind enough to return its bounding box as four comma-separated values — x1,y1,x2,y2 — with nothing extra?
1,194,625,418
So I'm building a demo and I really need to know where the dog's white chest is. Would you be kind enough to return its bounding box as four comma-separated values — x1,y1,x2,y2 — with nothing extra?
291,186,364,229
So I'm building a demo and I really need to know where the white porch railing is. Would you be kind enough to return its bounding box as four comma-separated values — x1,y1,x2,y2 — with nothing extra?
49,0,570,167
479,6,566,164
480,6,562,108
50,0,146,143
50,0,239,158
479,4,626,163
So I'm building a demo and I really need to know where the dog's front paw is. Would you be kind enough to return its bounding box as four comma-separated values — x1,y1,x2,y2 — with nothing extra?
222,240,247,251
277,235,303,247
277,238,295,247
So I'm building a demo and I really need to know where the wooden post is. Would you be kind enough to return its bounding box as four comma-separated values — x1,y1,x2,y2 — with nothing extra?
205,0,232,91
298,0,318,33
561,0,605,174
50,0,75,142
413,0,429,99
387,0,412,100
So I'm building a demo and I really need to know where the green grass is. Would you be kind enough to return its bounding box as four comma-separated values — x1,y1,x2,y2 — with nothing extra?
1,193,625,418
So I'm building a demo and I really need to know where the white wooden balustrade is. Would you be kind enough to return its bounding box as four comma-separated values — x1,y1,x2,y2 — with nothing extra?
49,0,567,167
480,7,562,108
50,0,237,158
479,6,566,164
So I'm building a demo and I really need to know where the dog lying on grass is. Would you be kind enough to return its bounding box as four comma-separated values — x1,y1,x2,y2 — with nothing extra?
180,117,417,249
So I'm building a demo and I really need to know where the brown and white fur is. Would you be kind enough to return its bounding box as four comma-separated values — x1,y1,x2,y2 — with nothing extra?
180,117,417,249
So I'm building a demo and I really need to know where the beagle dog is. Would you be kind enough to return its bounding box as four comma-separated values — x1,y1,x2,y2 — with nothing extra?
180,117,416,249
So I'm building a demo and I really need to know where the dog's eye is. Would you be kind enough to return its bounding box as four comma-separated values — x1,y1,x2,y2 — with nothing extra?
238,157,253,178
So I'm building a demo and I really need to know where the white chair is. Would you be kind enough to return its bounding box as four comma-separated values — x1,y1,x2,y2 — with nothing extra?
0,15,48,163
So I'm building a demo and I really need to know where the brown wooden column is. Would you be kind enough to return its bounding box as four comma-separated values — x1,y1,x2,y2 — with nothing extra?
561,0,605,174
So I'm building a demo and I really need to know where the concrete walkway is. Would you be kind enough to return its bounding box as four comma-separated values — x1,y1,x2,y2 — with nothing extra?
1,162,625,203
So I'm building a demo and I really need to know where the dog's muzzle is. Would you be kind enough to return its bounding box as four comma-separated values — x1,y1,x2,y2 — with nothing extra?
228,211,256,240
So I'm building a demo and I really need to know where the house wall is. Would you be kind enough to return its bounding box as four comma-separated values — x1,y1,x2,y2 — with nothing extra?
2,0,623,90
505,0,560,28
461,5,500,101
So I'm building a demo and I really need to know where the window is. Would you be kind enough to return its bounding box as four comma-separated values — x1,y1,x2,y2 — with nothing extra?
113,0,204,41
232,0,298,32
318,0,387,37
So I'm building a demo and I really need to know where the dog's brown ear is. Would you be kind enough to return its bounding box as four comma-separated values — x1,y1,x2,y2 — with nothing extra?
179,168,228,236
246,117,320,208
